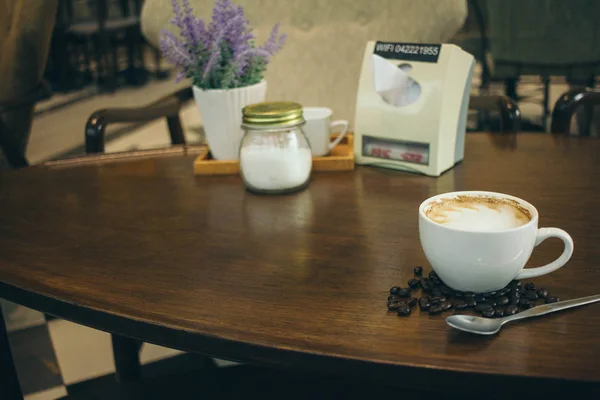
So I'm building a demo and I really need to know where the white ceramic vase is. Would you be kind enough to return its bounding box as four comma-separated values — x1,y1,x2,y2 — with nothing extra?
192,80,267,160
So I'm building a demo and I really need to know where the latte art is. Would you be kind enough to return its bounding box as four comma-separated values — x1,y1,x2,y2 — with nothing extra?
425,195,531,232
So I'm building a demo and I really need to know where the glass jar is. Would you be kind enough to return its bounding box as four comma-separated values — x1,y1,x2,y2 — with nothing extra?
239,101,312,194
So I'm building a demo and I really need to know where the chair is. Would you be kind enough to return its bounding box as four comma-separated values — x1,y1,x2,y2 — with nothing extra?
142,0,469,125
482,0,600,129
551,88,600,135
451,0,491,91
84,89,520,155
59,0,148,92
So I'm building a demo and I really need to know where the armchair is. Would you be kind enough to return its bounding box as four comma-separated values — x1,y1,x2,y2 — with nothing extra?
551,88,600,135
84,92,521,154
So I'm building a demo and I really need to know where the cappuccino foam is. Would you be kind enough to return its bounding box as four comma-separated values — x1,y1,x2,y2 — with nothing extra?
425,195,531,232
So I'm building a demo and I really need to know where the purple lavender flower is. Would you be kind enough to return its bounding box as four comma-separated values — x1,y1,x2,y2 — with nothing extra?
160,0,285,89
159,31,193,82
262,23,287,56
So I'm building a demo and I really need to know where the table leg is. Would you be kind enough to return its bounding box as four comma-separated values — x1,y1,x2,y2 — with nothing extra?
111,334,142,382
0,306,23,400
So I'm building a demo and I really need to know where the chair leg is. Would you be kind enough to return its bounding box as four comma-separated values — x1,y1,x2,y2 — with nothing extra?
0,118,29,168
0,306,23,400
542,76,550,130
82,40,93,84
125,26,149,86
579,76,596,137
96,33,117,92
111,38,119,86
167,115,186,145
111,334,142,383
505,78,519,101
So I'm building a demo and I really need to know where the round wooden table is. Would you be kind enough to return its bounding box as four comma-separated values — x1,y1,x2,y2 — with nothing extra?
1,134,599,398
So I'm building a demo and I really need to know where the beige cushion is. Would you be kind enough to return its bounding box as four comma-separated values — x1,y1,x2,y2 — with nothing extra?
142,0,467,125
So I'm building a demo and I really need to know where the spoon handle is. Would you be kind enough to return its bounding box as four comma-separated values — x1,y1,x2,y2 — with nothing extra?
504,294,600,323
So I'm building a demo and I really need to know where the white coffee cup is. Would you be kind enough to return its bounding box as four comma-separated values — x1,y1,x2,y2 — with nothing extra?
418,191,574,293
303,107,349,156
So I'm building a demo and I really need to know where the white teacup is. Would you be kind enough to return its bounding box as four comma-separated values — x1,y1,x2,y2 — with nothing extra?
303,107,349,157
418,191,574,293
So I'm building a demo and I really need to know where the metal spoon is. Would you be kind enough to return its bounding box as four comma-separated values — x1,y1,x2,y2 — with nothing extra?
446,294,600,335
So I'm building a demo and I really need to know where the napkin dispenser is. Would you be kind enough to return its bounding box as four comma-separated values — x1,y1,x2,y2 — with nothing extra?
354,41,475,176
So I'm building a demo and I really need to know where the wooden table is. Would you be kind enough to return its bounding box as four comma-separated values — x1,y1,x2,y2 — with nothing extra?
1,134,600,398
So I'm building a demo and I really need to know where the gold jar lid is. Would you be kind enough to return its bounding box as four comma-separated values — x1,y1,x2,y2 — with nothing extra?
242,101,304,128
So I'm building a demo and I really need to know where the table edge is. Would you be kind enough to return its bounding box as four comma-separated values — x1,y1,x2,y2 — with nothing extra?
1,282,597,393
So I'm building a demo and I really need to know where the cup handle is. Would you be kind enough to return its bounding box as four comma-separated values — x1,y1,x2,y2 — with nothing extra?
515,228,574,280
328,120,349,150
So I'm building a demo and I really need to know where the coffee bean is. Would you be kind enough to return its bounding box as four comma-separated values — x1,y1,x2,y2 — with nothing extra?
546,296,560,304
494,308,504,318
441,301,453,311
408,278,421,289
464,292,475,298
428,304,443,315
431,296,447,303
419,297,431,311
454,291,464,298
496,296,509,306
482,308,496,318
537,288,548,299
432,287,443,297
390,286,401,295
505,305,519,315
408,298,418,308
512,287,523,294
519,298,531,308
524,282,536,291
441,286,454,296
397,288,412,298
414,266,423,275
509,295,520,305
524,291,539,300
430,276,442,285
421,279,433,292
397,304,412,316
429,271,438,280
483,291,497,298
430,297,442,305
520,298,535,309
388,295,400,302
475,303,493,312
454,300,469,310
496,287,511,297
474,294,485,302
510,280,523,289
387,301,402,310
523,302,535,309
466,298,477,308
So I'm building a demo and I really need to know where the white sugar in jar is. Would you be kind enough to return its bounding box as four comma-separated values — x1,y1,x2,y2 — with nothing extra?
239,102,312,194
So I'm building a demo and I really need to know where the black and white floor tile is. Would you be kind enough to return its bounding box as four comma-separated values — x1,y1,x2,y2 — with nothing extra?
4,308,238,399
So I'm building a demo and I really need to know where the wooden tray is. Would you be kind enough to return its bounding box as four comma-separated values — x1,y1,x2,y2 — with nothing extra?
194,134,355,175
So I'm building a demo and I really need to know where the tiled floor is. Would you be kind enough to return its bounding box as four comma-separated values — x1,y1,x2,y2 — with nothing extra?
5,316,239,399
